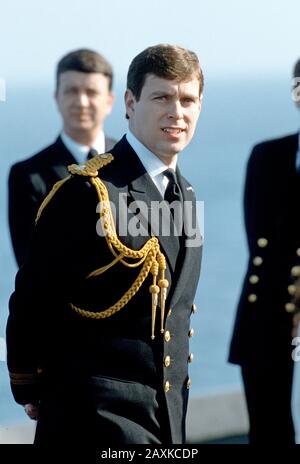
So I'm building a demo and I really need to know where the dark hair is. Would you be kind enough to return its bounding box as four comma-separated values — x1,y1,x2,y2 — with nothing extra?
127,44,204,101
293,59,300,79
56,48,113,91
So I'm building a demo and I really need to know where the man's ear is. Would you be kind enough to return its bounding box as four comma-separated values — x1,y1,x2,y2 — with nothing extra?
54,88,59,107
124,89,136,118
198,93,203,112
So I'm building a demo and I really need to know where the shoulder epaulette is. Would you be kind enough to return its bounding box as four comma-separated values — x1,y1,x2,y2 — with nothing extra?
68,153,114,178
35,153,114,224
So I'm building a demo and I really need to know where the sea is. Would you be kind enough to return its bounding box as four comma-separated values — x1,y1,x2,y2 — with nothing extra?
1,75,300,424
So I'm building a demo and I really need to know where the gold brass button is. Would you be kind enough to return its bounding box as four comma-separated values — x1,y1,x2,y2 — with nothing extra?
164,330,171,342
164,380,170,393
249,275,259,284
288,285,296,295
188,328,194,338
188,353,194,363
248,294,257,303
257,238,268,248
186,378,192,389
167,308,172,317
253,256,263,266
164,355,171,367
191,303,197,314
285,302,296,313
291,266,300,277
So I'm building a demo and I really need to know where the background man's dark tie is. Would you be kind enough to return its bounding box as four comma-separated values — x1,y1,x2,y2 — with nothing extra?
86,148,98,160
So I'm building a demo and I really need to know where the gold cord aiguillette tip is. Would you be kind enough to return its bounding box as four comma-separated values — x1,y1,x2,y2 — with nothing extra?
149,284,160,340
159,279,169,333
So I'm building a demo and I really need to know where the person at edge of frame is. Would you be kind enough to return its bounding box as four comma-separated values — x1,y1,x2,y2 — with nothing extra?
228,58,300,445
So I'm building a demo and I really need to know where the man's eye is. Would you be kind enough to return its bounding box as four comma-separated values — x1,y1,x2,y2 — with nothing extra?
155,96,167,101
87,90,98,97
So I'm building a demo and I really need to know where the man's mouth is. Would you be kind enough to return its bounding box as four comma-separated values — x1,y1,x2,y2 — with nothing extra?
161,127,185,134
72,112,91,118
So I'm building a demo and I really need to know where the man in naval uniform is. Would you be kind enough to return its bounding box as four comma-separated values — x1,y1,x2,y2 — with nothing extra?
7,44,204,445
228,59,300,444
8,48,116,267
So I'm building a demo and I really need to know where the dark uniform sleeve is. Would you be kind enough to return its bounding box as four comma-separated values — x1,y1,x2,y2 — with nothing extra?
8,164,42,267
6,177,95,405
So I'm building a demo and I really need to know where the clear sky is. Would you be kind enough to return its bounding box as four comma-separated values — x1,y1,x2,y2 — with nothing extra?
1,0,300,85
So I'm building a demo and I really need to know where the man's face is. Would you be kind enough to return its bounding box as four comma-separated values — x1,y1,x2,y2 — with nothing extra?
125,74,202,162
55,71,114,137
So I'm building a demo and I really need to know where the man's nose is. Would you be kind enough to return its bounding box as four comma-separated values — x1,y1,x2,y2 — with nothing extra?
167,100,183,119
76,92,89,106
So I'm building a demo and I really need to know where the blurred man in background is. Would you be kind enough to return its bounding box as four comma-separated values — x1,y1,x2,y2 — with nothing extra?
8,48,115,266
228,59,300,444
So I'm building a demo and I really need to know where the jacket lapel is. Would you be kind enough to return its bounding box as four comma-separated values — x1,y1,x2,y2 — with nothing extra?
50,136,77,179
102,136,202,304
128,172,180,275
169,170,202,307
106,136,180,275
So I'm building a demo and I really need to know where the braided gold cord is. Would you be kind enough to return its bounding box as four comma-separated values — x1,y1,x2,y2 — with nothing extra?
35,175,72,224
86,252,126,278
68,153,114,178
107,241,150,268
69,248,158,319
70,163,168,333
91,177,156,258
35,155,114,225
35,152,169,336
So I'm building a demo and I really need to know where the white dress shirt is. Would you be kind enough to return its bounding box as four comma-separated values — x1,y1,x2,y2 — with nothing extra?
60,131,105,165
126,130,177,198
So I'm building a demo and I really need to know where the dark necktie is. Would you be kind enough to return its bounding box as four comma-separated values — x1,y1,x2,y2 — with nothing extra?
163,168,184,232
86,148,98,160
163,168,183,206
163,169,185,271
